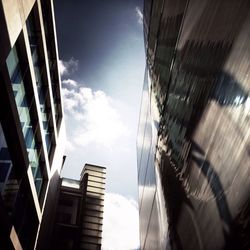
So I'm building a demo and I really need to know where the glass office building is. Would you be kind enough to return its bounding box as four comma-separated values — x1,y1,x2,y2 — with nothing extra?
137,0,250,249
0,0,65,249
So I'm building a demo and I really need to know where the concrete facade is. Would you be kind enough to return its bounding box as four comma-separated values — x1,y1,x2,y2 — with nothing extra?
50,164,106,250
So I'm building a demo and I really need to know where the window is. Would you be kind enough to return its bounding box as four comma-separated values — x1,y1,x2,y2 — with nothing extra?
6,46,45,198
56,195,80,225
0,123,19,215
26,11,54,156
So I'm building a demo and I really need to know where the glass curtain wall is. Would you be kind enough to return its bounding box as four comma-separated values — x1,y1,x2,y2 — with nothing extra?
6,46,44,196
0,123,39,249
26,12,53,156
41,0,61,127
0,123,19,215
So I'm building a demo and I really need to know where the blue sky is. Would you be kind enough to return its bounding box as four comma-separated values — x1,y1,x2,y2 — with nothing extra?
54,1,145,249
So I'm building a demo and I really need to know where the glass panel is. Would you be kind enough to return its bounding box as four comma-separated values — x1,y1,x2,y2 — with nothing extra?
26,13,53,156
0,123,19,216
143,196,161,250
40,0,61,127
34,166,43,195
13,181,39,249
6,46,44,197
61,178,80,189
0,124,39,248
56,194,79,225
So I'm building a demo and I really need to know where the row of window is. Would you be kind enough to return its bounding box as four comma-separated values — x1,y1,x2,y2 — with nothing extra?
6,46,44,196
0,1,62,249
0,123,39,249
4,1,62,201
27,9,54,156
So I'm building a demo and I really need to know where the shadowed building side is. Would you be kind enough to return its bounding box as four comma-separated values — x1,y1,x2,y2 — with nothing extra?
50,164,106,250
0,0,65,249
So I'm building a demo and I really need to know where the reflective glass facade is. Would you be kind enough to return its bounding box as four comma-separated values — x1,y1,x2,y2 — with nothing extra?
41,0,62,128
0,123,39,249
0,0,65,249
0,123,19,216
138,0,250,249
26,9,54,156
6,46,44,196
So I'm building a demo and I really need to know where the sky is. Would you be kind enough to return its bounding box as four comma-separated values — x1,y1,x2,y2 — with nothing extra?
54,1,145,249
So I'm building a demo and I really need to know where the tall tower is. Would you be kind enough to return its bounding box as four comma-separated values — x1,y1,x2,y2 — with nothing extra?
0,0,65,249
138,0,250,249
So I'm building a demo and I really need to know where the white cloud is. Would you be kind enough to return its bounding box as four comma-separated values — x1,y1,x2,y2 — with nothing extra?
135,7,143,25
65,138,75,151
62,79,78,87
58,59,67,75
58,57,79,76
102,193,140,250
62,81,129,148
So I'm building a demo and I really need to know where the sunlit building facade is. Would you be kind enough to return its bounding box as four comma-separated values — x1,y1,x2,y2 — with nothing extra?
50,164,106,250
0,0,65,249
137,0,250,249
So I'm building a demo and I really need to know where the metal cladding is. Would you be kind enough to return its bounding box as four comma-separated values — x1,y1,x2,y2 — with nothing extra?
137,0,250,249
51,164,106,250
81,164,106,249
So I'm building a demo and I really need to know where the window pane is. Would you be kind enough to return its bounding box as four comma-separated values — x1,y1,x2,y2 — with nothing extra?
6,46,45,198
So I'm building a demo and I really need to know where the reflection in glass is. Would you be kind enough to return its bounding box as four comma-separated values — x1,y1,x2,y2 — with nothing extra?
56,194,79,225
0,123,19,215
6,46,44,197
26,13,53,155
41,0,61,127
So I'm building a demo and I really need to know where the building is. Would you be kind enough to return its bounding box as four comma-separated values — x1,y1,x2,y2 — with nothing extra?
0,0,65,249
137,0,250,249
50,164,106,250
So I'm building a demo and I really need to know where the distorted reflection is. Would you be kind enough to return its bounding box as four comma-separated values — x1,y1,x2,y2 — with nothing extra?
138,0,250,249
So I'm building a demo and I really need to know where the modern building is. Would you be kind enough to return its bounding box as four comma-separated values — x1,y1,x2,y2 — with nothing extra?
50,164,106,250
0,0,65,249
137,0,250,249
